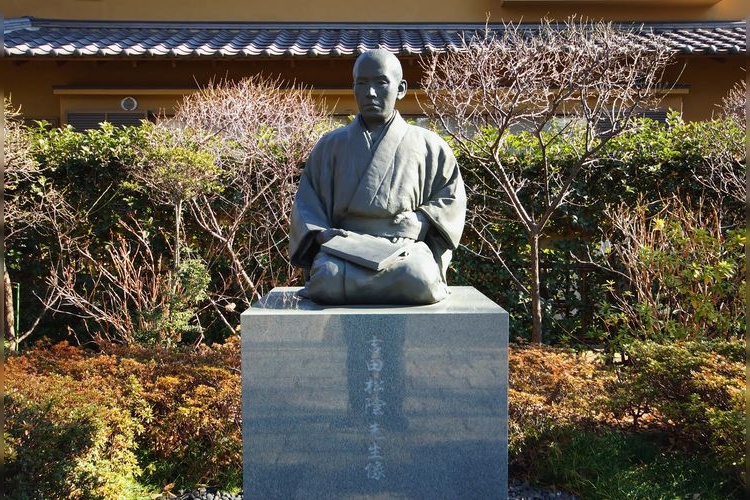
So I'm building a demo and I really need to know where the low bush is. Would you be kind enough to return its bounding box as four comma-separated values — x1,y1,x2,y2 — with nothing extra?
114,340,243,490
507,342,745,497
508,344,612,463
608,339,745,485
5,343,148,499
5,340,243,496
6,339,744,497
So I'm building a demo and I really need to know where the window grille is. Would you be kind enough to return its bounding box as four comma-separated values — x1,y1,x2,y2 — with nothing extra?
66,111,148,131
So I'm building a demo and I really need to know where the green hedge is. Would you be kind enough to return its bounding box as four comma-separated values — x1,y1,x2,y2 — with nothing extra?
453,114,745,345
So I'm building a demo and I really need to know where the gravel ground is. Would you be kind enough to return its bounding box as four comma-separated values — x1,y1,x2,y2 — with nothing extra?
164,480,578,499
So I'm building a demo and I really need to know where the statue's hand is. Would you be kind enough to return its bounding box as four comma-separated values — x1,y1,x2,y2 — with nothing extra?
392,211,420,225
315,228,349,245
393,211,430,240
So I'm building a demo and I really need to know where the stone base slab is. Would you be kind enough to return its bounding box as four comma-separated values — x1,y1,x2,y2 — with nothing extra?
241,286,508,499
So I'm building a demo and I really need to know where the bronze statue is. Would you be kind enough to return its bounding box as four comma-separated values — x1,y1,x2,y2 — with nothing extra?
289,49,466,304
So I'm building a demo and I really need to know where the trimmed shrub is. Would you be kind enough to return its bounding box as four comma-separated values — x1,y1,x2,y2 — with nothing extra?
507,342,745,497
508,344,613,472
121,340,243,489
4,340,243,494
5,343,148,499
608,340,745,484
6,338,744,496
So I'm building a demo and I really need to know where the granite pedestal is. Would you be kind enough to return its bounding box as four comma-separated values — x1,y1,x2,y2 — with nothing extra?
241,286,508,499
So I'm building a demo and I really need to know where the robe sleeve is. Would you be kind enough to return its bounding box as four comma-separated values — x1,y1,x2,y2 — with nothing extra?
289,139,332,268
416,137,466,251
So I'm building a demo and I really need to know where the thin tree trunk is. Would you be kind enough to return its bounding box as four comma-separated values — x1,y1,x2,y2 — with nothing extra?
175,201,182,272
530,232,543,344
4,267,15,349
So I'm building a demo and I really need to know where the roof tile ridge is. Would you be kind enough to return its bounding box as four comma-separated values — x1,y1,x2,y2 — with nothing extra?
5,17,746,31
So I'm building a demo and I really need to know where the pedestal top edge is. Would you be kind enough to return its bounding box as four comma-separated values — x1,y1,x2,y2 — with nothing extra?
242,286,506,316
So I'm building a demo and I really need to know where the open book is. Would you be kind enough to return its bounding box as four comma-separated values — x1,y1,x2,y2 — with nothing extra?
321,233,415,272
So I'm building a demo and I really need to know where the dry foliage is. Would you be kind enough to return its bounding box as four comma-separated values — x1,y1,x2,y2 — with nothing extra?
693,79,747,207
46,218,175,344
422,19,674,144
509,344,612,425
420,18,675,342
599,195,744,341
4,98,76,349
3,98,75,244
507,343,613,472
171,76,333,324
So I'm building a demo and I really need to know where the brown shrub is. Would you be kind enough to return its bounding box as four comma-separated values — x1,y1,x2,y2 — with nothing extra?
5,339,243,492
508,343,614,471
5,343,147,498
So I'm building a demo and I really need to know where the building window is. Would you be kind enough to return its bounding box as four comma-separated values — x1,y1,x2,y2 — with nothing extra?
66,111,148,131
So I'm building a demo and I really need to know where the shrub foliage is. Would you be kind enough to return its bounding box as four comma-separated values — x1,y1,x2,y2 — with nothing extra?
5,343,148,499
452,112,745,347
5,340,242,496
6,340,744,496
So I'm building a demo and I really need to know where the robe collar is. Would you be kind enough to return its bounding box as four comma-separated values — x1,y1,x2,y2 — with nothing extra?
357,111,398,152
348,111,410,210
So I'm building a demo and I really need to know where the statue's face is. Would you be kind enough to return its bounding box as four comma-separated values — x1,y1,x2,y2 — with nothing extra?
353,54,407,129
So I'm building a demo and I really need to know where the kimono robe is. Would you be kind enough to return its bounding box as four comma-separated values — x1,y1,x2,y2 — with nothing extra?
289,112,466,304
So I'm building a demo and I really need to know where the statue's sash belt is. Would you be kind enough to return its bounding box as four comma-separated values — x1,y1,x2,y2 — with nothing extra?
339,215,428,241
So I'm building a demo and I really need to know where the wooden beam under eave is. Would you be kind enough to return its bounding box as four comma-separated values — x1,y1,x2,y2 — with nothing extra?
501,0,720,4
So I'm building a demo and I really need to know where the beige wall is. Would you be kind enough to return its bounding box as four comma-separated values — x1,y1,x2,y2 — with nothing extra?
3,0,747,22
4,54,744,124
2,57,430,123
675,57,747,121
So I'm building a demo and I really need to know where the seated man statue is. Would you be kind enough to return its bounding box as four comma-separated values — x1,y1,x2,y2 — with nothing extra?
289,48,466,305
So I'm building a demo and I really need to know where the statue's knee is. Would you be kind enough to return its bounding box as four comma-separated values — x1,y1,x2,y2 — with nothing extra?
305,255,345,304
310,257,342,281
395,262,446,304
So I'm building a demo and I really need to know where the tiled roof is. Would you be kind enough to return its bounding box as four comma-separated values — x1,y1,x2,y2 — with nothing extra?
3,17,746,58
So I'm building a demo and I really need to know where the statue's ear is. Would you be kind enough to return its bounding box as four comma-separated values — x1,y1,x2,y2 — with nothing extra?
397,80,407,100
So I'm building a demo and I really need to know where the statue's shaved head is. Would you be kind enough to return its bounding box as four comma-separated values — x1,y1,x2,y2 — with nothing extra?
353,49,403,81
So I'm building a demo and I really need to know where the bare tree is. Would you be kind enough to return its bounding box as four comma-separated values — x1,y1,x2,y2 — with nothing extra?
4,98,71,349
718,77,746,130
169,76,332,328
131,123,221,271
420,18,674,342
691,79,746,213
